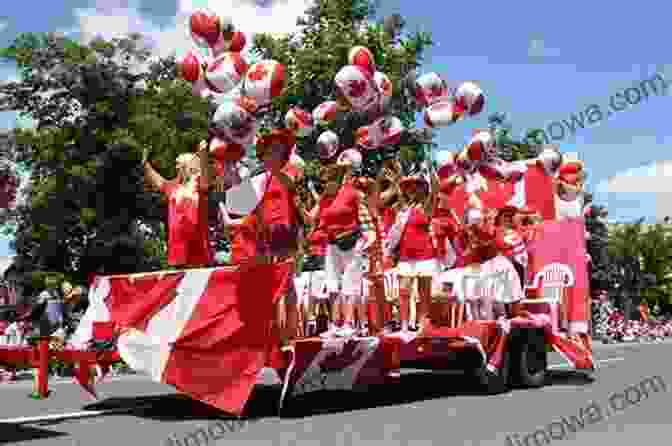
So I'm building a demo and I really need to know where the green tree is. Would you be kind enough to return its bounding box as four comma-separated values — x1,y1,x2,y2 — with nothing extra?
488,112,544,161
608,221,672,311
250,0,434,177
0,32,211,288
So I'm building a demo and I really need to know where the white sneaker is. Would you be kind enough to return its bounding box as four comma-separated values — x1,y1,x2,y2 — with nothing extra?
335,324,356,338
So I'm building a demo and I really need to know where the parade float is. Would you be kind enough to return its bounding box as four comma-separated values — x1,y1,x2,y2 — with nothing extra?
0,9,594,414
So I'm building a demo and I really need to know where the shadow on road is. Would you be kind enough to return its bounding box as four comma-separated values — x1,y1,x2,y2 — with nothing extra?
0,369,595,445
78,370,592,421
0,425,68,444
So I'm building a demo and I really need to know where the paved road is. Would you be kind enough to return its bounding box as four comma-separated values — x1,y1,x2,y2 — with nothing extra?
1,342,670,446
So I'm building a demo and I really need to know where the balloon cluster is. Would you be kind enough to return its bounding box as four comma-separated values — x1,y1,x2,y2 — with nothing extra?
297,46,404,173
178,9,288,183
415,75,485,128
436,129,528,196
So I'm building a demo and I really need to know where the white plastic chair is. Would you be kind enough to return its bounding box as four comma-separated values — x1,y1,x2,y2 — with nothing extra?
522,262,575,331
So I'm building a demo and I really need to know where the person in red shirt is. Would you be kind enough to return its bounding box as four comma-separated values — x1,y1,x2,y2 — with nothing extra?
433,179,461,270
253,129,305,341
319,149,377,337
384,171,440,334
143,141,211,268
218,206,258,264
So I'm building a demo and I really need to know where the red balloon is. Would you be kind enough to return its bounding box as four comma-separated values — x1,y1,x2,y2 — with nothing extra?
229,31,246,52
211,138,245,163
179,51,202,83
190,10,221,47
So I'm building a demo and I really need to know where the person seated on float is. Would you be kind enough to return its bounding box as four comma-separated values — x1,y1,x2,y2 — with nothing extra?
383,168,440,335
319,149,376,337
142,141,211,268
494,206,528,288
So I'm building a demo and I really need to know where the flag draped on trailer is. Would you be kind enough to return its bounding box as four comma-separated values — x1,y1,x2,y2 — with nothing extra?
72,262,293,415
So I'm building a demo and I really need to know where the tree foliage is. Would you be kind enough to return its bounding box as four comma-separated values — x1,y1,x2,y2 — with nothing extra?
608,221,672,307
487,112,544,161
0,32,212,287
251,0,435,177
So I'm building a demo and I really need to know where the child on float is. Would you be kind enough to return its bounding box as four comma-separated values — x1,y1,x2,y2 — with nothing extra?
142,141,212,268
383,170,440,335
319,149,376,337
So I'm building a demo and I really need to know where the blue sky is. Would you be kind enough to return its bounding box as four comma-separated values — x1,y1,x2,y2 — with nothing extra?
0,0,670,257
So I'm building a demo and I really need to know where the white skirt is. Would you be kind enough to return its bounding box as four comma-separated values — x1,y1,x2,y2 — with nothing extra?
396,258,440,277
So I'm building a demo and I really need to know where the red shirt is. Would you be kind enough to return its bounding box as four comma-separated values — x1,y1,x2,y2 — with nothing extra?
456,224,498,266
495,227,527,264
160,180,211,266
260,170,298,226
319,182,361,240
309,195,336,256
399,207,436,261
432,207,460,258
231,216,258,263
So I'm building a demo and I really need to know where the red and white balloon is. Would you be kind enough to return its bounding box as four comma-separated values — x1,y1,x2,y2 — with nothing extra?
423,100,462,128
334,65,379,113
317,130,340,160
212,101,257,147
312,101,338,126
241,60,286,108
285,107,315,138
189,9,222,48
204,53,249,95
415,72,449,107
454,81,484,116
348,46,376,76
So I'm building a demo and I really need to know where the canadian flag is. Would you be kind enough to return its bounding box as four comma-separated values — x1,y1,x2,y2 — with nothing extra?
71,262,293,415
444,160,557,221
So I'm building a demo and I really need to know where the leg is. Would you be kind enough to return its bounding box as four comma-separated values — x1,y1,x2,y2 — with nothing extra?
417,276,433,330
324,245,343,333
398,276,413,332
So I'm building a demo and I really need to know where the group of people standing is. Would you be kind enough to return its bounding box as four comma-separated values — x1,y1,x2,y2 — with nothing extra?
142,129,583,344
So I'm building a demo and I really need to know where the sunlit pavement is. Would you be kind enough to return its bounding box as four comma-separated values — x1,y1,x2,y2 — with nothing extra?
0,342,670,445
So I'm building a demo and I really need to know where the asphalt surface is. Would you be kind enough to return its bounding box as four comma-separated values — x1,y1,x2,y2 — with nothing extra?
0,341,671,446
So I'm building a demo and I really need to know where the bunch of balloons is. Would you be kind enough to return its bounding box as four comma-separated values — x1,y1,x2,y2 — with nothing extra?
178,8,289,185
416,74,485,128
437,129,527,195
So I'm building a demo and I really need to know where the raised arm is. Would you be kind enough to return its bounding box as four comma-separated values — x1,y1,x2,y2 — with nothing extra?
142,148,167,192
198,140,210,192
424,171,439,217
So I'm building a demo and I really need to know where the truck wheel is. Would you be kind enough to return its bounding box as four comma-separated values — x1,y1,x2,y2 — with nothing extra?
515,330,547,388
473,348,510,395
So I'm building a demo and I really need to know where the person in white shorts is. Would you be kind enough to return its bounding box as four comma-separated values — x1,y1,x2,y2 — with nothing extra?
318,149,376,337
384,171,439,334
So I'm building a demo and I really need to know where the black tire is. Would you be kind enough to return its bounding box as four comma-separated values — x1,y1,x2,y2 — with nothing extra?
512,328,547,388
472,348,510,395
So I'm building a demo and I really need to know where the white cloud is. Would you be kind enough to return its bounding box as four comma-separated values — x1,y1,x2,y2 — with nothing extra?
596,160,672,195
0,19,7,33
68,0,314,63
528,38,561,59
